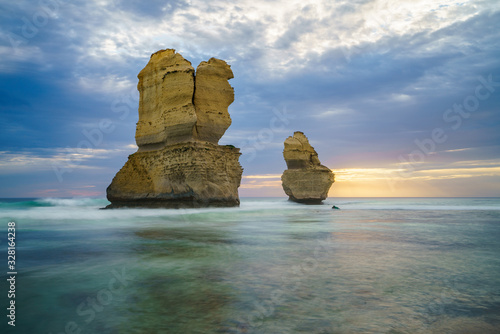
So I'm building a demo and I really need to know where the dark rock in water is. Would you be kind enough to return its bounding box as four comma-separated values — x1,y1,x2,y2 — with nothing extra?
281,131,335,204
106,49,243,208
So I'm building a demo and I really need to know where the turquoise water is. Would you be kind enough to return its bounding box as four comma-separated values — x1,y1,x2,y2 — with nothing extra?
1,197,499,333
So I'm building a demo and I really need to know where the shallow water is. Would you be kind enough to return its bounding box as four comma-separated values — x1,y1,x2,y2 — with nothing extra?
1,197,499,333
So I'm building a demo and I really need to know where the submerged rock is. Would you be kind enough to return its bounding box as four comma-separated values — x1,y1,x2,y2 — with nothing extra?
107,49,243,208
281,131,334,203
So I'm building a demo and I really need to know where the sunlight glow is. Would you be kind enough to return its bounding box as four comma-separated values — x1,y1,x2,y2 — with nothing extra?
240,163,500,197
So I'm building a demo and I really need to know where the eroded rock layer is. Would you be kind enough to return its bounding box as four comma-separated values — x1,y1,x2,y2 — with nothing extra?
107,142,242,208
281,131,334,203
107,49,242,208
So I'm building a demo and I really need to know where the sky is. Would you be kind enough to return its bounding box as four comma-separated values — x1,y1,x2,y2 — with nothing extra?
0,0,499,198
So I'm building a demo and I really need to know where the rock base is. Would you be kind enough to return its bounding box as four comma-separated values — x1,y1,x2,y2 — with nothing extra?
106,142,243,208
105,198,240,209
281,167,334,204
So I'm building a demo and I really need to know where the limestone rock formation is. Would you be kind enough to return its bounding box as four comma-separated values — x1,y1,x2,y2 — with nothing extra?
281,132,334,203
194,58,234,143
136,49,196,148
107,49,243,208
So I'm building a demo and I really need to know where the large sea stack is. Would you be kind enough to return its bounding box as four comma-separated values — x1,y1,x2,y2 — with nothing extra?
106,49,243,208
281,131,335,203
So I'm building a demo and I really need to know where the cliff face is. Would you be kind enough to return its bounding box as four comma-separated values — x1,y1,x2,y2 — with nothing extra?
281,132,334,203
107,49,243,208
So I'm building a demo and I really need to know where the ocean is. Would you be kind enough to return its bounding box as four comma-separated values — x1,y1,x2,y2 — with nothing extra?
1,197,499,334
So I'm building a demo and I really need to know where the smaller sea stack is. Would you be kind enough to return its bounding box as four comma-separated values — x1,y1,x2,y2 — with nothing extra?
281,131,335,203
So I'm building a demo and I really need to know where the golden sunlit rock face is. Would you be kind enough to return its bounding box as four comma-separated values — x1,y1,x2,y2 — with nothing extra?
135,49,197,148
107,49,242,208
281,131,334,203
135,49,235,148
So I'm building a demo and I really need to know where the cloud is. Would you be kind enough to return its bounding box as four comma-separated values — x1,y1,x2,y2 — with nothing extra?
0,45,44,73
240,174,282,189
76,74,135,95
243,174,282,179
313,107,354,118
0,146,135,174
441,148,473,153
